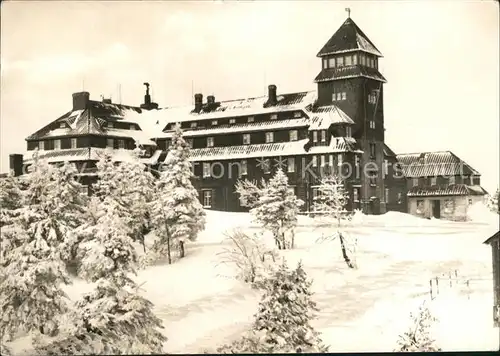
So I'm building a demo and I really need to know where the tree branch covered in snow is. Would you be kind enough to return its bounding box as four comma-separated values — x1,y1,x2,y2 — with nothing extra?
217,260,328,353
312,174,357,269
395,301,441,352
216,230,278,286
486,188,499,214
236,169,304,250
149,123,206,264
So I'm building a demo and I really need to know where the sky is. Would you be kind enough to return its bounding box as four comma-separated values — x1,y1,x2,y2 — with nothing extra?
1,0,499,192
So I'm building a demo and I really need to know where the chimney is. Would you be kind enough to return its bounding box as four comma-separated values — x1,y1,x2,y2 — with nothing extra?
140,82,159,110
207,95,215,105
9,154,24,177
102,98,112,104
72,92,90,111
194,93,203,112
267,84,277,106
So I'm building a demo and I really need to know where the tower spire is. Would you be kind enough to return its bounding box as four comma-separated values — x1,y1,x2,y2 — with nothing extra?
345,7,351,18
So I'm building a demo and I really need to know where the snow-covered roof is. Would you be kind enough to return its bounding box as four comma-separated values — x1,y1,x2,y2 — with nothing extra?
397,151,480,178
407,184,487,197
308,136,361,154
106,128,157,146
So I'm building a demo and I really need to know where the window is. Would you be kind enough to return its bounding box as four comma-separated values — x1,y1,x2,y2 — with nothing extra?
341,92,346,100
338,153,343,166
374,59,378,69
241,160,248,175
346,126,352,137
243,134,251,145
294,111,301,118
332,93,337,102
369,120,376,129
323,59,328,69
337,56,344,67
345,55,352,66
361,54,366,66
263,159,271,174
320,155,326,167
412,177,419,187
229,118,236,124
430,177,437,186
329,154,334,167
383,159,389,176
313,131,318,143
186,138,193,148
321,130,326,142
271,114,278,120
59,122,66,129
248,116,254,123
369,57,374,68
470,176,474,185
203,163,211,178
369,143,376,158
397,192,402,204
337,92,342,101
468,198,473,205
130,124,136,130
312,187,320,200
385,188,390,203
211,120,218,126
416,200,424,214
207,137,214,147
368,94,377,104
265,132,274,143
108,122,114,129
353,54,358,65
287,157,295,173
202,190,212,208
107,138,114,148
289,130,298,141
369,172,377,186
71,138,77,149
54,139,61,150
312,155,318,167
353,188,360,202
328,57,336,68
190,122,197,128
355,155,360,169
449,176,455,185
118,140,125,149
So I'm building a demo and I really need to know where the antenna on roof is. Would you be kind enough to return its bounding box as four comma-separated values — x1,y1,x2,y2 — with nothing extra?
191,80,194,105
345,7,351,18
118,84,122,104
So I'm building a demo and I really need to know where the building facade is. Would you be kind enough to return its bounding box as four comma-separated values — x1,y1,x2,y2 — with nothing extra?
397,151,487,221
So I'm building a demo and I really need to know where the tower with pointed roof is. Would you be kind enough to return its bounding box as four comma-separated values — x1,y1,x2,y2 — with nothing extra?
315,14,389,213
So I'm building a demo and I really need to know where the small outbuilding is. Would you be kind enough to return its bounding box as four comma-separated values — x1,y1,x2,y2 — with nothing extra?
484,231,500,328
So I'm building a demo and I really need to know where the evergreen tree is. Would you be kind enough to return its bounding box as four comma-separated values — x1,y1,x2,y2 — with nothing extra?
0,158,73,341
40,195,167,354
0,173,23,226
218,261,328,353
150,123,206,263
396,301,441,352
247,169,304,249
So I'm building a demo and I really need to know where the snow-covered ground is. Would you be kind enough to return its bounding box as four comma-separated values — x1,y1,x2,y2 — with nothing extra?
9,209,500,353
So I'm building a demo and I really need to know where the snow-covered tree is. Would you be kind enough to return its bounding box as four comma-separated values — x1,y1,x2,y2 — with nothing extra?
486,188,499,214
313,174,356,269
217,260,328,353
0,158,75,341
236,169,304,250
149,123,206,263
396,301,441,352
40,195,167,354
0,173,23,226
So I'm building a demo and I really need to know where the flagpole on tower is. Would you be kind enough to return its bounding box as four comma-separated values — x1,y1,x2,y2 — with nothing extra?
345,7,351,18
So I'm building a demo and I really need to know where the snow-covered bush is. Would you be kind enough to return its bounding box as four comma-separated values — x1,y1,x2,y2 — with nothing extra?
217,260,328,353
236,169,304,250
0,173,23,226
149,123,206,264
216,230,278,286
486,188,499,214
395,301,441,352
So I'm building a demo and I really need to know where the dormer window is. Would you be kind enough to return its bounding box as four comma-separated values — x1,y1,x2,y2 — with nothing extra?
108,122,114,129
54,139,61,150
190,122,197,128
271,114,278,120
211,120,218,126
294,112,301,118
229,118,236,124
59,122,66,129
248,116,254,123
207,137,214,148
38,141,45,150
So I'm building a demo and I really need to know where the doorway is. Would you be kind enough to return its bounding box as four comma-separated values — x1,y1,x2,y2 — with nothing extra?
432,200,441,219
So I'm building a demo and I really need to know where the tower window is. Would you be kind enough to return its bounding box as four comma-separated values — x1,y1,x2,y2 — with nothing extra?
353,54,358,65
328,57,336,68
323,58,328,69
341,92,346,100
332,93,337,102
336,56,344,67
369,143,376,158
345,55,352,66
346,126,352,137
369,120,376,129
360,54,366,66
336,92,342,101
241,160,248,175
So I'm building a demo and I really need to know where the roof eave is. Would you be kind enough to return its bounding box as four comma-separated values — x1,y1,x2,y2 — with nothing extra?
317,48,383,58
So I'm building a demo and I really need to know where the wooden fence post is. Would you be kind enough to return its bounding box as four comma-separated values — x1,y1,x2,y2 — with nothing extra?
435,276,439,295
429,279,433,300
449,271,452,287
466,279,470,300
